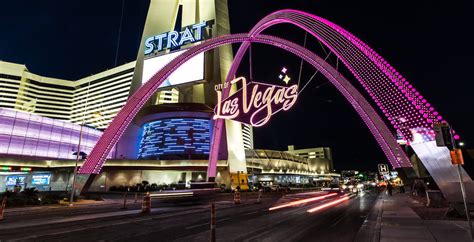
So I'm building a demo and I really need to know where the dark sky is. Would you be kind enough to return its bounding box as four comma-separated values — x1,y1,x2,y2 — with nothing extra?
1,0,473,172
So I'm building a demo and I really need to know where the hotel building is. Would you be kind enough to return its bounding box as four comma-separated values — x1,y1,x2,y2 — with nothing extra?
0,0,336,192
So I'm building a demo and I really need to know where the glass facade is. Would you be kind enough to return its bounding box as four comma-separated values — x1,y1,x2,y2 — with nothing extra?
137,118,211,160
0,108,107,159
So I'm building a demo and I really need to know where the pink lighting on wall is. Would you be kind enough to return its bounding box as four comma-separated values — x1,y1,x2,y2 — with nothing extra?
0,108,113,160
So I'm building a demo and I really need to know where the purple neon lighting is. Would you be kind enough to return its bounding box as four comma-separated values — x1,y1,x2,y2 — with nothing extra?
286,11,441,139
210,34,407,170
80,34,405,174
210,9,454,169
0,108,112,159
208,10,423,171
80,10,454,174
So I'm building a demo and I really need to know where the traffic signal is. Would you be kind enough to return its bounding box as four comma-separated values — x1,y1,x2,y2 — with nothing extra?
434,123,455,150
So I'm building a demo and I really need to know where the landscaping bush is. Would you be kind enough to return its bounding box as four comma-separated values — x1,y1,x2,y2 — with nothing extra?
3,188,41,207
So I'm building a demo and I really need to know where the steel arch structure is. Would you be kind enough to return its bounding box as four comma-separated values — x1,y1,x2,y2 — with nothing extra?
79,10,447,174
79,33,407,175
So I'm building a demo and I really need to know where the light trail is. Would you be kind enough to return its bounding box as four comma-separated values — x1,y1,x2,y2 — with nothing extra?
149,192,193,198
307,195,350,213
291,191,325,196
269,193,337,211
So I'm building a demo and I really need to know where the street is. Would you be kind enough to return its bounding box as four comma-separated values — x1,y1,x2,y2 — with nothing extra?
0,190,379,241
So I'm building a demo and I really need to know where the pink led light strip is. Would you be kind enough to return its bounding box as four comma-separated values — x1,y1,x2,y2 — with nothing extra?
79,9,454,174
284,11,447,141
208,10,421,172
79,34,408,174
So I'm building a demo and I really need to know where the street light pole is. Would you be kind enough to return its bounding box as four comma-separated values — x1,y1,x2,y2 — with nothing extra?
69,123,84,206
69,80,91,206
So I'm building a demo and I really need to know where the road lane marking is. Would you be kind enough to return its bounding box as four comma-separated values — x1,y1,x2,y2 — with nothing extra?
184,217,230,230
185,222,209,229
8,217,154,241
217,217,230,222
244,211,259,215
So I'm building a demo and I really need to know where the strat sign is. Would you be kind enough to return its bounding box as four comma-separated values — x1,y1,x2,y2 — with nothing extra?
144,20,214,55
213,77,298,127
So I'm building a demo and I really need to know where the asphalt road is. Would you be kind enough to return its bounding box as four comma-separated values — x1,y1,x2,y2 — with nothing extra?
0,190,379,241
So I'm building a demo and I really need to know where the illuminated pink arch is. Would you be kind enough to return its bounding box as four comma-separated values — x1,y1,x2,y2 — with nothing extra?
80,9,448,174
80,33,404,174
208,9,452,177
244,9,446,141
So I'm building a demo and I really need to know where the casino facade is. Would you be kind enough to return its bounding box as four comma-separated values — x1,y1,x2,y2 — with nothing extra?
0,0,336,192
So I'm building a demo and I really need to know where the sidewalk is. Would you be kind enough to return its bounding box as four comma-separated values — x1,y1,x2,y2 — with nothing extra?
356,192,472,242
4,198,121,213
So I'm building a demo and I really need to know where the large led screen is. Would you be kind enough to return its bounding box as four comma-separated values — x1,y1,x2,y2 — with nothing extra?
137,118,211,160
142,50,204,87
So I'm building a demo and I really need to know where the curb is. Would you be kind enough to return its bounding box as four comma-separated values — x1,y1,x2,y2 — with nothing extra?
354,192,383,242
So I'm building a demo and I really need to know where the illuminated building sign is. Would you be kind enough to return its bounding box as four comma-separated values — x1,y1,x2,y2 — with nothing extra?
6,175,26,186
213,77,298,127
32,174,51,185
137,118,211,160
144,20,214,55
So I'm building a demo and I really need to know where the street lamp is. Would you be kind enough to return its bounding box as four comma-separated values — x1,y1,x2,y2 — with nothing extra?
69,123,84,206
69,81,96,206
69,111,103,206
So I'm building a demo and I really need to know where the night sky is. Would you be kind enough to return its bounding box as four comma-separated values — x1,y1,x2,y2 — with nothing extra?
1,0,473,172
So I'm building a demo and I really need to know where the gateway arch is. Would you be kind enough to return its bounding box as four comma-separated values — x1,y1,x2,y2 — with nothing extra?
79,10,472,202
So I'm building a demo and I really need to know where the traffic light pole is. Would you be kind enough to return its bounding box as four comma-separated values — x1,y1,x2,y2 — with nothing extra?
456,162,473,240
435,122,473,240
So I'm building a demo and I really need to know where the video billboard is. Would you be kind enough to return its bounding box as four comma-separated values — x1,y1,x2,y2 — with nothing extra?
137,118,211,160
142,50,204,88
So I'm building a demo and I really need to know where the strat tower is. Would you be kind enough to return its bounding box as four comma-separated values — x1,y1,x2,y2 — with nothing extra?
114,0,248,186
